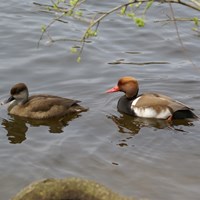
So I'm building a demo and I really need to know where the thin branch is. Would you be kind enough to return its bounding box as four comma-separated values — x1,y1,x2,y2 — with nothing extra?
76,0,200,59
81,0,200,42
33,2,68,13
34,0,200,62
155,17,198,23
37,12,66,48
168,2,199,70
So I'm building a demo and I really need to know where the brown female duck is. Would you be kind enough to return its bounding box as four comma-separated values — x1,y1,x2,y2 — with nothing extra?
106,76,198,120
2,83,86,119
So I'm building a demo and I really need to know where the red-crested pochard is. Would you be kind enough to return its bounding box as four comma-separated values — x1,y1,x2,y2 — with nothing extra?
2,83,87,119
106,76,198,120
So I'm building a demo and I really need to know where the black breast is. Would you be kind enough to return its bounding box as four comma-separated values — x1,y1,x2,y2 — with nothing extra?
117,96,135,116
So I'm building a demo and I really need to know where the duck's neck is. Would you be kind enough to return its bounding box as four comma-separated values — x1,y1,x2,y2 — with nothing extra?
126,89,139,100
17,98,28,105
16,90,29,105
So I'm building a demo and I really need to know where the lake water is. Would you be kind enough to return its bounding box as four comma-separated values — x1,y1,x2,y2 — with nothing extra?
0,1,200,200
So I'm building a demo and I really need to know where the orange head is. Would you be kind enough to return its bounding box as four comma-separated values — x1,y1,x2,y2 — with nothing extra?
106,76,139,98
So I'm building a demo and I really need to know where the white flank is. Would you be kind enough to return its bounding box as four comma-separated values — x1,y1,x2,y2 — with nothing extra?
132,106,171,119
131,96,172,119
133,107,156,118
156,109,171,119
131,96,141,106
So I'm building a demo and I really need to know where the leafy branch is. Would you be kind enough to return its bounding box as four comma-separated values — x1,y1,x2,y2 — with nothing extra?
34,0,200,62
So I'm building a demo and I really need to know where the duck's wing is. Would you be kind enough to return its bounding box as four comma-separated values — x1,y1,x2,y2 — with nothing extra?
153,93,194,110
25,95,80,119
28,95,79,110
131,93,198,119
134,93,192,112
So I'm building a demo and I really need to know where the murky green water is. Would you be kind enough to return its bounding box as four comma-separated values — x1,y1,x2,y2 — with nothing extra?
0,1,200,200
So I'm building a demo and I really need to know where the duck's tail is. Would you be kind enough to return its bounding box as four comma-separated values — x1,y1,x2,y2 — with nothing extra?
173,110,199,119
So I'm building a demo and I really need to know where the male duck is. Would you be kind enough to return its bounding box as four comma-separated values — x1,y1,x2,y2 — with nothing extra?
106,76,198,120
2,83,87,119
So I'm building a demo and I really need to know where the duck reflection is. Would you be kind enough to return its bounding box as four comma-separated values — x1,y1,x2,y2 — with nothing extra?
108,113,195,135
1,113,83,144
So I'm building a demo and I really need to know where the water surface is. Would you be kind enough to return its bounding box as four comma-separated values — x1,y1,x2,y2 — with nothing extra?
0,1,200,200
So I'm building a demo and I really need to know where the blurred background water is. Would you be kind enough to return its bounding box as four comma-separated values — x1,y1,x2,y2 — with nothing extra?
0,0,200,199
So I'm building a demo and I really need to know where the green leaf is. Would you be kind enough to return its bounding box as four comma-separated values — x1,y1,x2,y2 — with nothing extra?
70,47,78,53
41,24,46,33
193,17,199,26
77,56,81,63
85,29,97,38
135,2,142,8
70,0,79,7
53,3,58,10
192,27,198,31
134,17,145,27
75,11,83,16
128,0,134,8
120,6,126,15
127,12,135,19
145,0,154,11
67,9,73,16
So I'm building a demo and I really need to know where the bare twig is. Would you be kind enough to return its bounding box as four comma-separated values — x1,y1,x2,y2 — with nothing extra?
78,0,200,58
37,12,66,48
168,2,199,70
81,0,200,42
155,17,198,22
34,0,200,62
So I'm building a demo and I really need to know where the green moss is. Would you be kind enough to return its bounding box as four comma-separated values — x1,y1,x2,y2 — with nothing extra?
12,177,136,200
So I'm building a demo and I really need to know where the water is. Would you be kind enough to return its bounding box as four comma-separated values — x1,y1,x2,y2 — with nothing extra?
0,0,200,199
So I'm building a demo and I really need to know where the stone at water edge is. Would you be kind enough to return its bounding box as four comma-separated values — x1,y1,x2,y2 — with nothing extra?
12,177,137,200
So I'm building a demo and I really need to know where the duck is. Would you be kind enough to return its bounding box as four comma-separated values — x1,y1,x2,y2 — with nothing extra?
106,76,198,120
2,83,87,119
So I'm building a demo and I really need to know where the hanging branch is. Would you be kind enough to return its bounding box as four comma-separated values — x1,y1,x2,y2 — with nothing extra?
82,0,200,41
34,0,200,61
77,0,199,60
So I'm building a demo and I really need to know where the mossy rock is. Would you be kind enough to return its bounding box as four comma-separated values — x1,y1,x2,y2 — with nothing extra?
12,177,135,200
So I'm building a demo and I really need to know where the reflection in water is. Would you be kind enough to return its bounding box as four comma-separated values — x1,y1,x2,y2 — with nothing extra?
2,117,28,144
108,113,195,135
1,113,84,144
